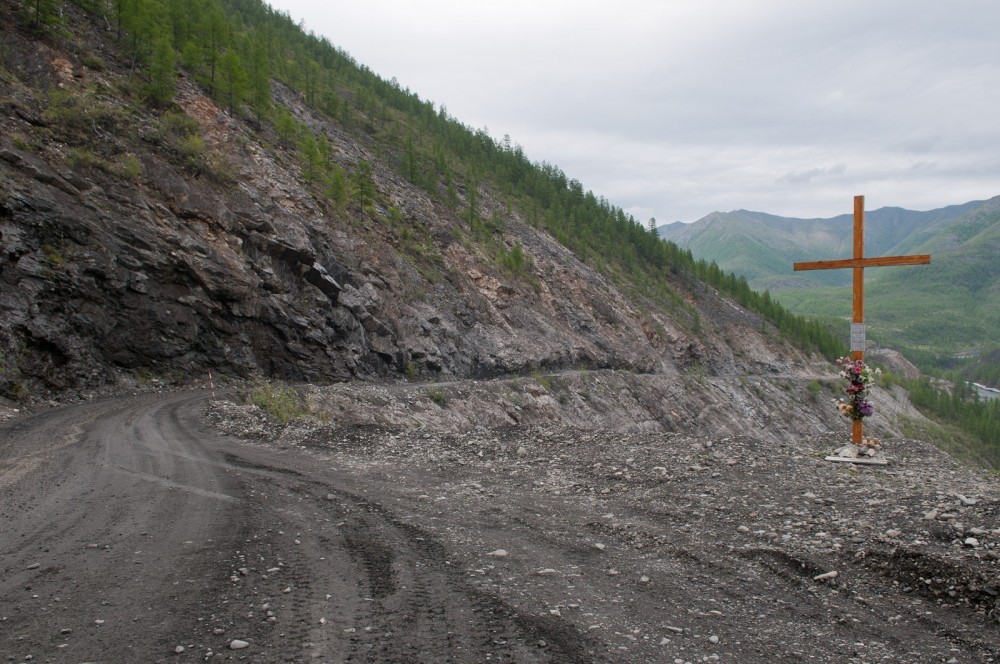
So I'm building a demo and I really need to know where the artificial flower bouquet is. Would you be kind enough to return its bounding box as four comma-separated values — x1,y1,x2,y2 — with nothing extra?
834,356,881,422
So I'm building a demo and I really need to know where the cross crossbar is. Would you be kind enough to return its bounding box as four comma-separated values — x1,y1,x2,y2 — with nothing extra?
791,195,931,445
794,254,931,271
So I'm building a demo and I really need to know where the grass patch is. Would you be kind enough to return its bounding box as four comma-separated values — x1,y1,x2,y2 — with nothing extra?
250,382,307,423
807,379,823,403
899,416,997,469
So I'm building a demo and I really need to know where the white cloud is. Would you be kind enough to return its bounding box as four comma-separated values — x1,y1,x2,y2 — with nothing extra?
268,0,1000,221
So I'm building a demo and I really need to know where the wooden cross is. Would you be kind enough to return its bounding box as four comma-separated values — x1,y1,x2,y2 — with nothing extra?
793,195,931,444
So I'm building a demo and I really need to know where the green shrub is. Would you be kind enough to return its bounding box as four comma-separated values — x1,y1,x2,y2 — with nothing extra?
426,388,447,407
117,153,142,180
533,371,553,392
67,147,111,170
42,244,65,267
81,54,105,71
250,382,306,423
11,133,34,151
44,88,121,137
158,111,200,138
176,134,206,169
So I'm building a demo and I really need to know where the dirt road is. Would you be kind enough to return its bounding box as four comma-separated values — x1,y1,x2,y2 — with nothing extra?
1,390,998,663
0,392,593,662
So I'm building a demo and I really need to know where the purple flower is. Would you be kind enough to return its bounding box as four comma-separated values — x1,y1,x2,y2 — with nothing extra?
856,399,874,417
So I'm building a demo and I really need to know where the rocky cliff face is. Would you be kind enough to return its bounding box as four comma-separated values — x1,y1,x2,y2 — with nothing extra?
0,6,876,443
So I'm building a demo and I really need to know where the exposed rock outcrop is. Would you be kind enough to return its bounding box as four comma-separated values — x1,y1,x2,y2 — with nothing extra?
0,11,795,398
0,3,830,444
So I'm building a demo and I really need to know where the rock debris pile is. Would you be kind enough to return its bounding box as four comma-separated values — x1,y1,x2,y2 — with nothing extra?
207,375,1000,662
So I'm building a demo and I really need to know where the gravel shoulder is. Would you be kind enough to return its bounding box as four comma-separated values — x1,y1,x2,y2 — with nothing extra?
208,376,1000,663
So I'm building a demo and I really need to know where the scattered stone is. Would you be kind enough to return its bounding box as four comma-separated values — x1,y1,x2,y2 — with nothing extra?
25,563,40,570
593,543,606,552
174,646,185,654
964,537,980,547
486,549,509,558
536,568,558,576
607,568,620,576
228,639,250,650
885,529,902,538
709,635,720,644
813,571,839,581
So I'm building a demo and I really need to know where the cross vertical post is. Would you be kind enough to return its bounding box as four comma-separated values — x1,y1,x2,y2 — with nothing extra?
793,195,931,447
851,196,865,444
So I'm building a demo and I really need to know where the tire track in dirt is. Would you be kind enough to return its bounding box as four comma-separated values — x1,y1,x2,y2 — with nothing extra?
219,450,605,662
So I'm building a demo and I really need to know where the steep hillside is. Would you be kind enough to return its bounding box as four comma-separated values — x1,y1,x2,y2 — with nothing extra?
0,0,834,421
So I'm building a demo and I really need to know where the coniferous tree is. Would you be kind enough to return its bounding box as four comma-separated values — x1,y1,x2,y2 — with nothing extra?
326,164,348,210
22,0,63,31
202,5,227,91
246,41,271,121
146,29,177,104
350,160,375,210
218,49,248,115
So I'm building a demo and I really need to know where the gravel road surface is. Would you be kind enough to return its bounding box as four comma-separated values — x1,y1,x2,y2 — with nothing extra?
2,389,998,663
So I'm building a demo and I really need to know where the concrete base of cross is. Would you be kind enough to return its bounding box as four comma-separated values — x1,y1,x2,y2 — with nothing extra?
825,444,889,465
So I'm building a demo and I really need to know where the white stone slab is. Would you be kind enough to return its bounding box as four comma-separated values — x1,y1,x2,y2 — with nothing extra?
825,454,889,466
825,444,889,465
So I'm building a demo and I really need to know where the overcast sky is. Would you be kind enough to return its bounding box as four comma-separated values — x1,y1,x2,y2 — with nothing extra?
266,0,999,223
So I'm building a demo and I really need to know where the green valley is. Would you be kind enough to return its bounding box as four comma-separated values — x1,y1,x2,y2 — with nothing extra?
659,198,1000,378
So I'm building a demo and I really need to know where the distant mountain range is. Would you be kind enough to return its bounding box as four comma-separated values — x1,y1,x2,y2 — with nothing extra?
658,196,1000,364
